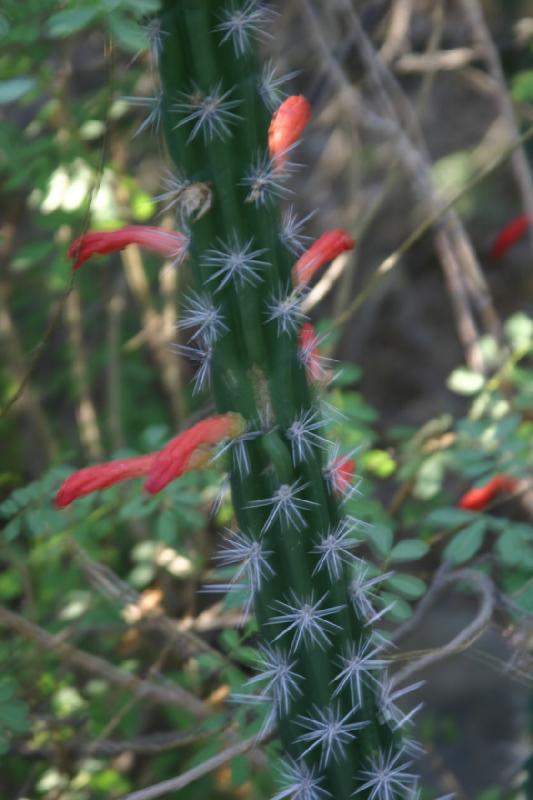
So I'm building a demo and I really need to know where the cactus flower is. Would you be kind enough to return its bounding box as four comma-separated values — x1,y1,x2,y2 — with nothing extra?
55,454,157,508
145,413,246,494
68,225,189,270
268,94,312,171
293,229,355,287
458,474,518,511
490,214,531,261
56,413,246,506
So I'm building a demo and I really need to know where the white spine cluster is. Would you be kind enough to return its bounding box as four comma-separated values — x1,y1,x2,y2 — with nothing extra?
216,0,275,57
204,234,268,291
177,291,228,345
286,408,329,464
173,81,242,143
247,478,317,532
295,705,370,767
269,590,344,653
265,284,306,335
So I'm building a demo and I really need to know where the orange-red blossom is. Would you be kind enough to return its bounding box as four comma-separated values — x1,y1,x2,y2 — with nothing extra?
331,456,356,496
458,474,518,511
293,229,355,287
268,95,312,171
56,414,245,508
68,225,189,270
490,214,531,262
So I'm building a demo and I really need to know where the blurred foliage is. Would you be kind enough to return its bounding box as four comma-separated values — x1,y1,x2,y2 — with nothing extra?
0,1,532,799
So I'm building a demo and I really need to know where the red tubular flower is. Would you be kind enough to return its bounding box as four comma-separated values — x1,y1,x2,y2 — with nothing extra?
68,225,189,270
331,456,356,496
55,454,157,508
458,474,518,511
268,95,312,171
293,229,355,287
490,214,531,261
145,413,246,495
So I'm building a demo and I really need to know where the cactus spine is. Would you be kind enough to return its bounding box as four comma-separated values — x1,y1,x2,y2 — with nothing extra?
158,2,419,798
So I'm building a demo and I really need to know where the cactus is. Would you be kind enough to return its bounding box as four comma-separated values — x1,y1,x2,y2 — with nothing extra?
57,2,434,798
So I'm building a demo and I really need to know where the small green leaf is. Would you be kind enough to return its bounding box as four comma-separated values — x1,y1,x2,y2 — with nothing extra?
386,574,427,599
47,9,99,37
425,507,479,528
497,525,533,568
332,365,362,386
447,367,484,396
363,450,396,479
366,524,393,559
3,516,21,542
380,592,412,622
156,509,178,543
0,78,35,105
444,519,486,564
390,540,429,562
107,14,147,52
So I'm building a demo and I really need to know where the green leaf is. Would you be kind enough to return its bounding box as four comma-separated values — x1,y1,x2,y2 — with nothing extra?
107,14,147,52
497,525,533,568
362,450,396,479
512,70,533,103
46,9,99,37
365,524,393,559
386,574,427,599
379,592,412,622
444,520,486,564
425,507,479,528
0,78,35,105
390,539,429,562
3,516,21,542
156,509,178,543
447,367,484,396
332,364,362,386
0,700,30,733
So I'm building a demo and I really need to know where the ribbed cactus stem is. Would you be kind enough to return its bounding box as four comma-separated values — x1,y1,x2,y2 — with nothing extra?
158,2,418,798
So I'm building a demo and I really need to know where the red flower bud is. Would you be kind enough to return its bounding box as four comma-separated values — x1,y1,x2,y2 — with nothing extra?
458,474,518,511
55,454,156,508
490,214,531,261
145,413,246,495
268,95,312,171
330,455,356,496
293,229,355,287
68,225,189,270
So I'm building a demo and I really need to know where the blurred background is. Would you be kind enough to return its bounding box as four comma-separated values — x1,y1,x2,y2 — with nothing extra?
1,1,532,798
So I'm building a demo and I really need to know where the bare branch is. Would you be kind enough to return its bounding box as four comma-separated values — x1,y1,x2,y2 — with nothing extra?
391,567,495,687
120,732,269,800
0,603,208,719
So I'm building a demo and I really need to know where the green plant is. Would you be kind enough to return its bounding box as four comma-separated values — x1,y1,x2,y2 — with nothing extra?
54,3,432,797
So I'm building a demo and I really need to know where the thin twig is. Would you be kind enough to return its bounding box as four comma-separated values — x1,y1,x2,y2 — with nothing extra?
0,603,208,719
461,0,533,253
65,288,104,461
333,120,533,329
121,247,182,425
391,567,494,686
379,0,413,64
120,731,269,800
